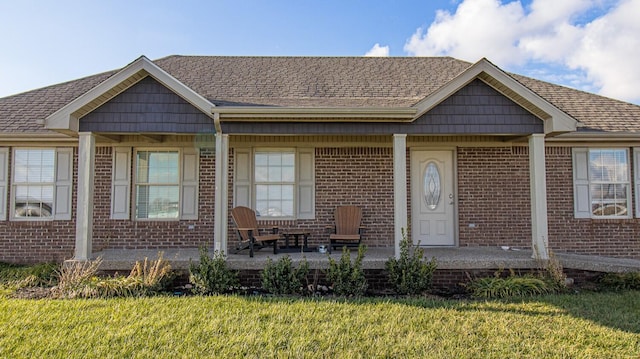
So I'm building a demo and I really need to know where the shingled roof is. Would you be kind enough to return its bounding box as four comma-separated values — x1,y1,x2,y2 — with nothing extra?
1,55,639,134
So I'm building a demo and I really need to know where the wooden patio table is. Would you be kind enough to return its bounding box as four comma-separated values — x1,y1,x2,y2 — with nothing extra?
280,229,311,251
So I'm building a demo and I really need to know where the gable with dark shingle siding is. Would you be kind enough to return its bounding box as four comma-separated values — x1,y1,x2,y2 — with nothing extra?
79,76,214,133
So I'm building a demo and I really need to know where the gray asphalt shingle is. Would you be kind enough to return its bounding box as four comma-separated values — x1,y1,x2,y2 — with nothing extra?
0,55,638,134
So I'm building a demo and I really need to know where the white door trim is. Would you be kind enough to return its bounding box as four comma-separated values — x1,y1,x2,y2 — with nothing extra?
410,148,458,246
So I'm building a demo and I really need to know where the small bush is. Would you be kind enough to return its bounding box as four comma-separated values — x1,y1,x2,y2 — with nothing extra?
599,272,640,291
0,262,59,290
465,270,554,299
189,247,239,295
385,229,437,295
261,256,310,295
326,245,368,297
52,257,103,298
53,254,173,299
536,250,567,292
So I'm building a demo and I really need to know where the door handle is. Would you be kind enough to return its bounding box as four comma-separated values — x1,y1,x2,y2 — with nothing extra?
449,193,454,205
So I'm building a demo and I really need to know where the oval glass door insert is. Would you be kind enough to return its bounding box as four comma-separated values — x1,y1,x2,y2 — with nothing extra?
423,162,441,210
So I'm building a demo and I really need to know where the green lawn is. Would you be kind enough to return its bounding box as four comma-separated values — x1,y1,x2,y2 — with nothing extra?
1,292,639,358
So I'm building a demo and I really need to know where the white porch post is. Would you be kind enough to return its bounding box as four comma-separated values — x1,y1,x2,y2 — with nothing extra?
529,134,549,260
214,133,229,253
393,134,408,259
75,132,95,261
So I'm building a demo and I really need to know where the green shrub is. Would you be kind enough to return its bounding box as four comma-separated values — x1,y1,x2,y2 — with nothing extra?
465,270,554,299
0,262,59,288
189,247,239,295
385,230,437,295
261,256,309,295
326,245,368,297
600,272,640,290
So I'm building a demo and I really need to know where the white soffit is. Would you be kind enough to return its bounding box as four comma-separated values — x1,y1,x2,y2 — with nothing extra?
45,56,215,133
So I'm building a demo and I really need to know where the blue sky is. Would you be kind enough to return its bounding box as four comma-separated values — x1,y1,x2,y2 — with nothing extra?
1,0,639,104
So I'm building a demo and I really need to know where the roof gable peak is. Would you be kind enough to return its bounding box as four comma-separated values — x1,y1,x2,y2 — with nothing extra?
45,56,214,135
413,58,578,135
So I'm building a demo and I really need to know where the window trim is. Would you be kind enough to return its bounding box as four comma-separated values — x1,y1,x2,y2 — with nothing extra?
573,147,632,219
253,148,296,219
234,147,315,220
10,148,63,221
133,148,182,221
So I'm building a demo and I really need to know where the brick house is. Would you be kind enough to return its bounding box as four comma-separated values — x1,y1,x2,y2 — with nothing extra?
1,55,639,264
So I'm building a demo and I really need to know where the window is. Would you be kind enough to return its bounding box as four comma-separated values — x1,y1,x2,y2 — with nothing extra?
11,148,72,220
135,150,180,219
111,147,198,221
254,151,295,217
234,148,315,219
573,148,631,218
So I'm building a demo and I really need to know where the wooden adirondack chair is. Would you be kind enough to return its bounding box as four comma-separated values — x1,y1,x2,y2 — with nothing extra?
327,206,363,252
231,206,280,257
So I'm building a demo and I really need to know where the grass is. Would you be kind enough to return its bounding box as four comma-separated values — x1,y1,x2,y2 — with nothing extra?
1,291,639,358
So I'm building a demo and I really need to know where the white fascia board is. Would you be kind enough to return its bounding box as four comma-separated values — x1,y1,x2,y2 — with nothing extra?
217,107,416,121
413,58,578,135
45,56,215,132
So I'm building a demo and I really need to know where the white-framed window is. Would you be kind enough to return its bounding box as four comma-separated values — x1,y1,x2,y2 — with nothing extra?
135,150,180,219
112,147,199,221
254,150,295,217
234,147,315,219
573,148,631,219
10,148,73,220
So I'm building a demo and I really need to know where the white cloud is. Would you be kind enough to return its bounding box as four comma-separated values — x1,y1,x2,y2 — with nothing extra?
404,0,640,104
365,43,390,57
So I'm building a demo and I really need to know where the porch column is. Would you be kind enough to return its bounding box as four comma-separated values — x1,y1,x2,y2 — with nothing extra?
529,134,549,260
214,133,229,253
393,134,408,259
75,132,95,261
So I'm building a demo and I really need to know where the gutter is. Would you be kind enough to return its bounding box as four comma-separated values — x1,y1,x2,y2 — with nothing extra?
547,131,640,142
216,106,417,121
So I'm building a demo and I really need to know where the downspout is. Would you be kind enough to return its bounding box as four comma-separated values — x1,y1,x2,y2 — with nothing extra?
213,110,229,253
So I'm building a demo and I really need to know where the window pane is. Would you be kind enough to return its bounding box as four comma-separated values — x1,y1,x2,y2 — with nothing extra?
282,166,295,182
13,149,55,219
590,149,628,182
268,185,282,199
589,149,629,217
14,185,53,218
281,185,294,200
268,166,281,182
135,150,180,219
256,185,268,200
282,153,295,166
255,153,268,166
255,166,268,182
268,153,282,166
136,185,179,219
281,200,294,216
14,149,55,183
137,151,179,184
253,151,296,217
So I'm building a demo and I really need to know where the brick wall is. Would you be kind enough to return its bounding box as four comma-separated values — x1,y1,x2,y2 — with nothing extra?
0,148,77,263
227,147,395,251
546,147,640,258
91,146,216,251
456,147,532,247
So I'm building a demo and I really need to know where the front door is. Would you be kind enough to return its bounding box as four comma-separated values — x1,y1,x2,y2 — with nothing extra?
411,150,456,246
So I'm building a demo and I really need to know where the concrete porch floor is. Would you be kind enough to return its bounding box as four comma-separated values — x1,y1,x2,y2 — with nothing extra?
91,246,640,274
